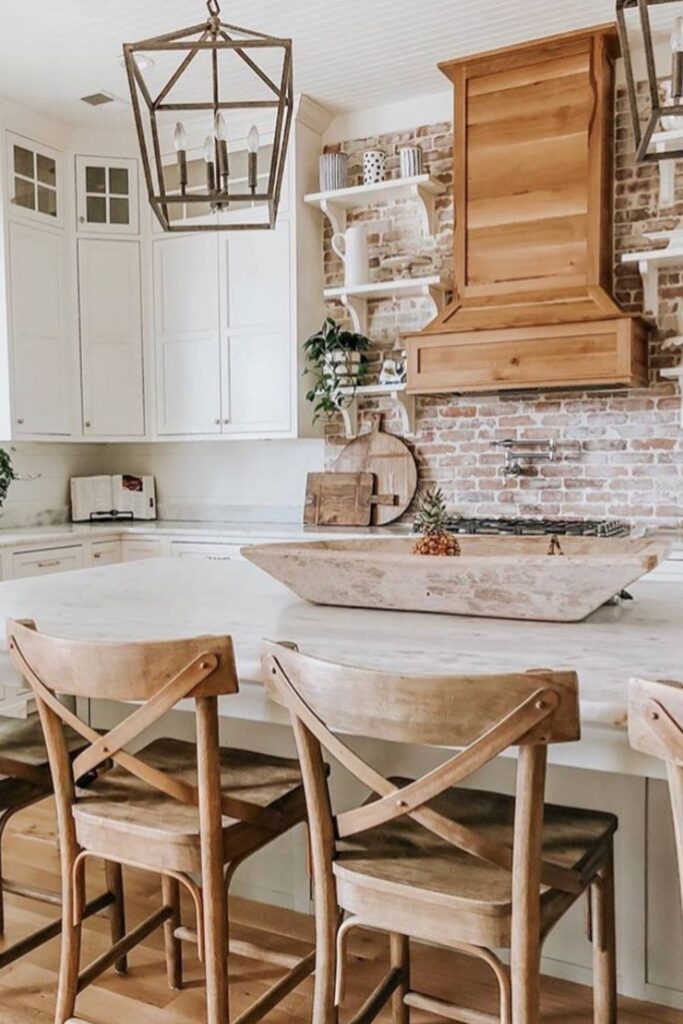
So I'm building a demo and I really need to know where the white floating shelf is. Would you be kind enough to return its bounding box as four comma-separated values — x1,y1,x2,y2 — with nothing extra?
650,128,683,207
661,366,683,426
305,174,447,236
336,382,415,439
621,244,683,318
324,274,448,333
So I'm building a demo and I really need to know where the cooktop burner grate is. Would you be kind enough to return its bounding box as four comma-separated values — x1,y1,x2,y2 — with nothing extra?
441,517,630,538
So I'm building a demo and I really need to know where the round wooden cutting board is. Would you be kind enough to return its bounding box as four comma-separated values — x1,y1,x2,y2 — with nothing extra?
334,415,417,525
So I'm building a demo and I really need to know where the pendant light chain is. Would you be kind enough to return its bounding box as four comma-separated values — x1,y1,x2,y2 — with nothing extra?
207,0,221,17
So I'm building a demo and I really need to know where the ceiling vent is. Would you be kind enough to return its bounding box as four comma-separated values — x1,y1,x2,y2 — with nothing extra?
80,92,115,107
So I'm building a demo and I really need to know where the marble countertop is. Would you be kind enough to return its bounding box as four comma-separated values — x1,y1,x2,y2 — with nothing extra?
0,519,413,548
0,556,679,747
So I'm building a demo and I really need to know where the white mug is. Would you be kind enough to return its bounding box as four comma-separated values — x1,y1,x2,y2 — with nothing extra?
331,225,369,288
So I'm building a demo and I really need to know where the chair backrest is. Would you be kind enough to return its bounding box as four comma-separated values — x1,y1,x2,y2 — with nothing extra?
629,677,683,907
261,640,583,897
6,619,278,834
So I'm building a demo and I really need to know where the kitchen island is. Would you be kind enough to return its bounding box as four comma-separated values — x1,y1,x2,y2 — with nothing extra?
0,556,680,1007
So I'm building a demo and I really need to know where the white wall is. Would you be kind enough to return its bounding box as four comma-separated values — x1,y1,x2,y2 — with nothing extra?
0,442,107,528
101,439,324,523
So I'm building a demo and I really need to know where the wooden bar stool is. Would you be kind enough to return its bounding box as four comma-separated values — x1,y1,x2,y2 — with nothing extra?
262,641,619,1024
0,715,124,971
628,677,683,920
6,619,313,1024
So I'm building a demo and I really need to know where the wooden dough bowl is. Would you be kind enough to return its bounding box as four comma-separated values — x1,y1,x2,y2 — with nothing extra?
242,536,670,623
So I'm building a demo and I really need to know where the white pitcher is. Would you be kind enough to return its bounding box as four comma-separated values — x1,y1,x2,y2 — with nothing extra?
331,225,369,288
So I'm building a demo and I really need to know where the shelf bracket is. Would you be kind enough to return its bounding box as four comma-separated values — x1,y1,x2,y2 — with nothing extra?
341,294,367,334
638,260,659,317
319,198,346,237
414,183,438,236
394,389,416,435
338,397,358,439
425,284,446,320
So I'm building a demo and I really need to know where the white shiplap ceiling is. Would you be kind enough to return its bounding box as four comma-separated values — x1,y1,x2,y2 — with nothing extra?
0,1,638,127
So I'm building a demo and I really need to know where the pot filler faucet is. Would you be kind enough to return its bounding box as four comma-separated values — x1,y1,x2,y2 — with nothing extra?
490,438,558,477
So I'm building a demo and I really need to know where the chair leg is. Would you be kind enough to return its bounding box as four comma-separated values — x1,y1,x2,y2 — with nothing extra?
55,847,82,1024
312,902,339,1024
390,933,409,1024
162,874,183,991
0,809,8,937
591,844,617,1024
104,861,127,976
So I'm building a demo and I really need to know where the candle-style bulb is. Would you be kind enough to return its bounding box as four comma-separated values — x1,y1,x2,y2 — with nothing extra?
203,136,214,164
247,125,260,154
215,112,228,141
174,121,187,152
672,16,683,51
672,17,683,98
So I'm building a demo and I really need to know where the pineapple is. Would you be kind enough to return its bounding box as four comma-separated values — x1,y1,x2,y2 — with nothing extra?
413,488,460,556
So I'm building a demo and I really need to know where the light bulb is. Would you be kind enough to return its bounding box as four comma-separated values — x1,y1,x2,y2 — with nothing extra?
203,136,214,163
215,112,228,141
672,16,683,52
247,125,260,154
174,121,187,153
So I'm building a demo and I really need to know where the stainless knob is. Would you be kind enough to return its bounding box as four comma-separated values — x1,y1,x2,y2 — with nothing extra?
84,421,91,428
214,417,221,425
16,418,23,424
223,418,229,424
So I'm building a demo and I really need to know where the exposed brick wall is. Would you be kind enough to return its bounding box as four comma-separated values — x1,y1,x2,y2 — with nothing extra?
321,89,683,529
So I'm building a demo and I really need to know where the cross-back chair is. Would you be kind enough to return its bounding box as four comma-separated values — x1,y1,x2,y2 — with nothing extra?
7,619,314,1024
629,677,683,927
0,715,125,972
262,640,619,1024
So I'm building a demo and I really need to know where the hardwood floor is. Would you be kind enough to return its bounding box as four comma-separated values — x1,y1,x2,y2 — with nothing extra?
0,799,679,1024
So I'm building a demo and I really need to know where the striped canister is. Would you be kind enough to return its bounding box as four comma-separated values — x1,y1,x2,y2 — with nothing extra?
319,152,348,192
399,145,423,178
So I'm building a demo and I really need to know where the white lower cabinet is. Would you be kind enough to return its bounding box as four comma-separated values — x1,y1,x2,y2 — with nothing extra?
121,538,165,561
12,544,84,579
87,539,123,566
78,238,145,437
171,541,243,561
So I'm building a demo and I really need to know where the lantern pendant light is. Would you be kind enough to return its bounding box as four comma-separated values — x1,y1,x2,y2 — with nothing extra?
123,0,293,231
617,0,683,162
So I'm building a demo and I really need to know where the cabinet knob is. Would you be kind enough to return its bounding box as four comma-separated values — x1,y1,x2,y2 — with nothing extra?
214,418,221,425
223,418,229,424
84,421,91,428
16,418,23,425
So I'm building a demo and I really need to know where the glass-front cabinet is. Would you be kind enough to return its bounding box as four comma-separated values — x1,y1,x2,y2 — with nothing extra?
75,156,139,234
6,131,61,225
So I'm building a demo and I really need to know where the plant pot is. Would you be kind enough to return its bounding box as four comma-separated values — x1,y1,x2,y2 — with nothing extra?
323,349,362,390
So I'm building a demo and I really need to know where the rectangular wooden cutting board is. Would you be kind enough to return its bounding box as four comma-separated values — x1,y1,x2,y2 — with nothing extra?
304,472,375,526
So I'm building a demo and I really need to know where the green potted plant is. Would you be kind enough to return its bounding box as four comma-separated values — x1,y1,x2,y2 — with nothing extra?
0,449,16,508
303,317,370,421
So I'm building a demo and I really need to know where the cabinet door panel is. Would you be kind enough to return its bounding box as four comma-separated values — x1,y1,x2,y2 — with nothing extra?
153,236,222,435
8,222,70,435
226,222,290,328
224,332,291,433
78,239,144,436
12,545,84,579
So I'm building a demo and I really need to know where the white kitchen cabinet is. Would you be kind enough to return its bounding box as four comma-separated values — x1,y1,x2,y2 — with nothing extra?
75,156,139,235
6,221,72,436
78,238,145,437
12,545,84,579
87,540,123,566
121,538,166,561
6,131,62,228
171,541,243,561
153,234,222,435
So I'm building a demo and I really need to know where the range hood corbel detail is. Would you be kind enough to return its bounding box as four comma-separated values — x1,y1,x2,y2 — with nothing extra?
406,25,650,395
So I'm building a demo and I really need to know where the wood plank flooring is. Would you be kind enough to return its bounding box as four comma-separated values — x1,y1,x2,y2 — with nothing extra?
0,799,679,1024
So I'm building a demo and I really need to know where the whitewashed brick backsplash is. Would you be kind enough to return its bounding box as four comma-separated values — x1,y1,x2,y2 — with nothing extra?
322,91,683,530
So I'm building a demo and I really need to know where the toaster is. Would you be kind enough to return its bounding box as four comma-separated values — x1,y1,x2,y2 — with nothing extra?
71,474,156,522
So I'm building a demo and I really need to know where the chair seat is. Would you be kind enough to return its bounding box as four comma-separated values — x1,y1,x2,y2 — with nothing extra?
333,781,617,948
72,738,306,872
0,714,85,809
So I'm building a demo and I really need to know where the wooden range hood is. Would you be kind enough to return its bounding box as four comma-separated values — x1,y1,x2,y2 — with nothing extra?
407,25,650,395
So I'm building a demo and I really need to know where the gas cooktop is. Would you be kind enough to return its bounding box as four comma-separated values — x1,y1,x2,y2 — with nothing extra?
441,517,630,538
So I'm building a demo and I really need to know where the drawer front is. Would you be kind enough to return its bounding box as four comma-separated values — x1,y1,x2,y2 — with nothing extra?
121,539,164,562
88,540,123,567
12,545,84,579
171,541,243,561
407,320,647,393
